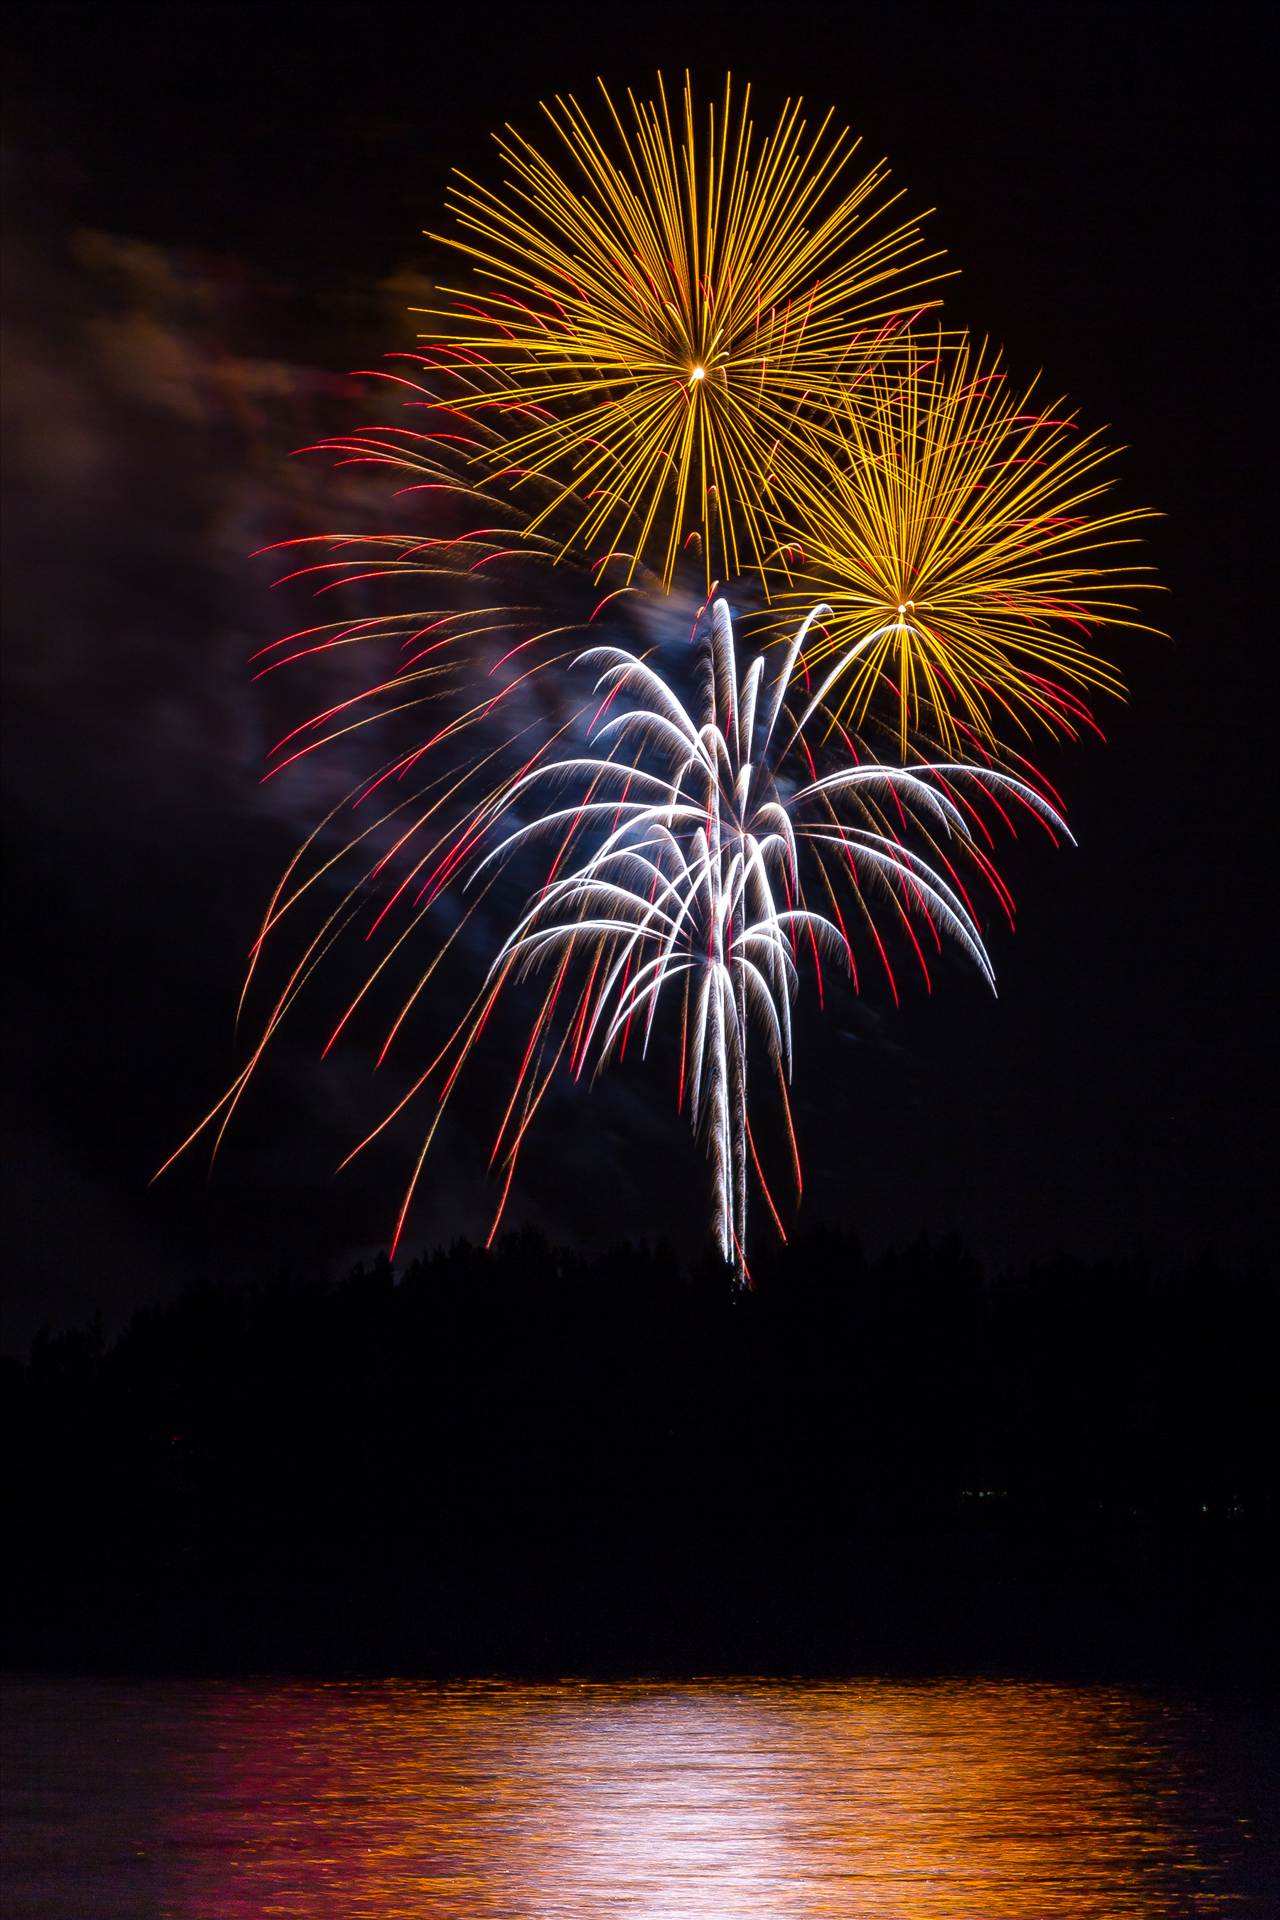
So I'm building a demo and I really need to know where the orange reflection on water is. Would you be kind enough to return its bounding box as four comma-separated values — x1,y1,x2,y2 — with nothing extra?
1,1676,1260,1916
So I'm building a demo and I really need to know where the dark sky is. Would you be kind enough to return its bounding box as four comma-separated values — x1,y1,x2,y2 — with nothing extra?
1,1,1269,1350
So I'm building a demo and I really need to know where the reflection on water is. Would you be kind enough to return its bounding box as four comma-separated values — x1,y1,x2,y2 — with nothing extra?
2,1676,1273,1916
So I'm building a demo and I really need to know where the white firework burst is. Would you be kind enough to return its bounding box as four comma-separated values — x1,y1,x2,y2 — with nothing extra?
472,599,1067,1278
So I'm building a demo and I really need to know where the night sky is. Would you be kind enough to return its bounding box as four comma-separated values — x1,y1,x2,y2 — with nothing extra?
2,0,1269,1352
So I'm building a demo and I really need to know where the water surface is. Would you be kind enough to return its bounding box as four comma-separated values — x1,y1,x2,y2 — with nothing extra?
2,1676,1274,1916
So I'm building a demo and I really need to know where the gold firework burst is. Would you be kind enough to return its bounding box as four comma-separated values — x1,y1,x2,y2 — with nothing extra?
421,74,945,587
771,333,1160,755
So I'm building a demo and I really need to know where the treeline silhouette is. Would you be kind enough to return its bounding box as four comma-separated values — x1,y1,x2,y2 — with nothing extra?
4,1231,1275,1678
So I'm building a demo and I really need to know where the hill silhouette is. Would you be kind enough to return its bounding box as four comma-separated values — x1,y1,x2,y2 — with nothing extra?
5,1232,1274,1679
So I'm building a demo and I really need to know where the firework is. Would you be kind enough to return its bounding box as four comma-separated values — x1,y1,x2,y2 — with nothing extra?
770,332,1159,756
424,75,944,588
161,79,1155,1284
388,599,1068,1278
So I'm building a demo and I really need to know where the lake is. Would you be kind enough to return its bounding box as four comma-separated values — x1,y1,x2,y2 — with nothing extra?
2,1675,1275,1915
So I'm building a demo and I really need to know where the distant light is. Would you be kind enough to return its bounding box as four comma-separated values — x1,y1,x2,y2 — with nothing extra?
690,364,706,382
